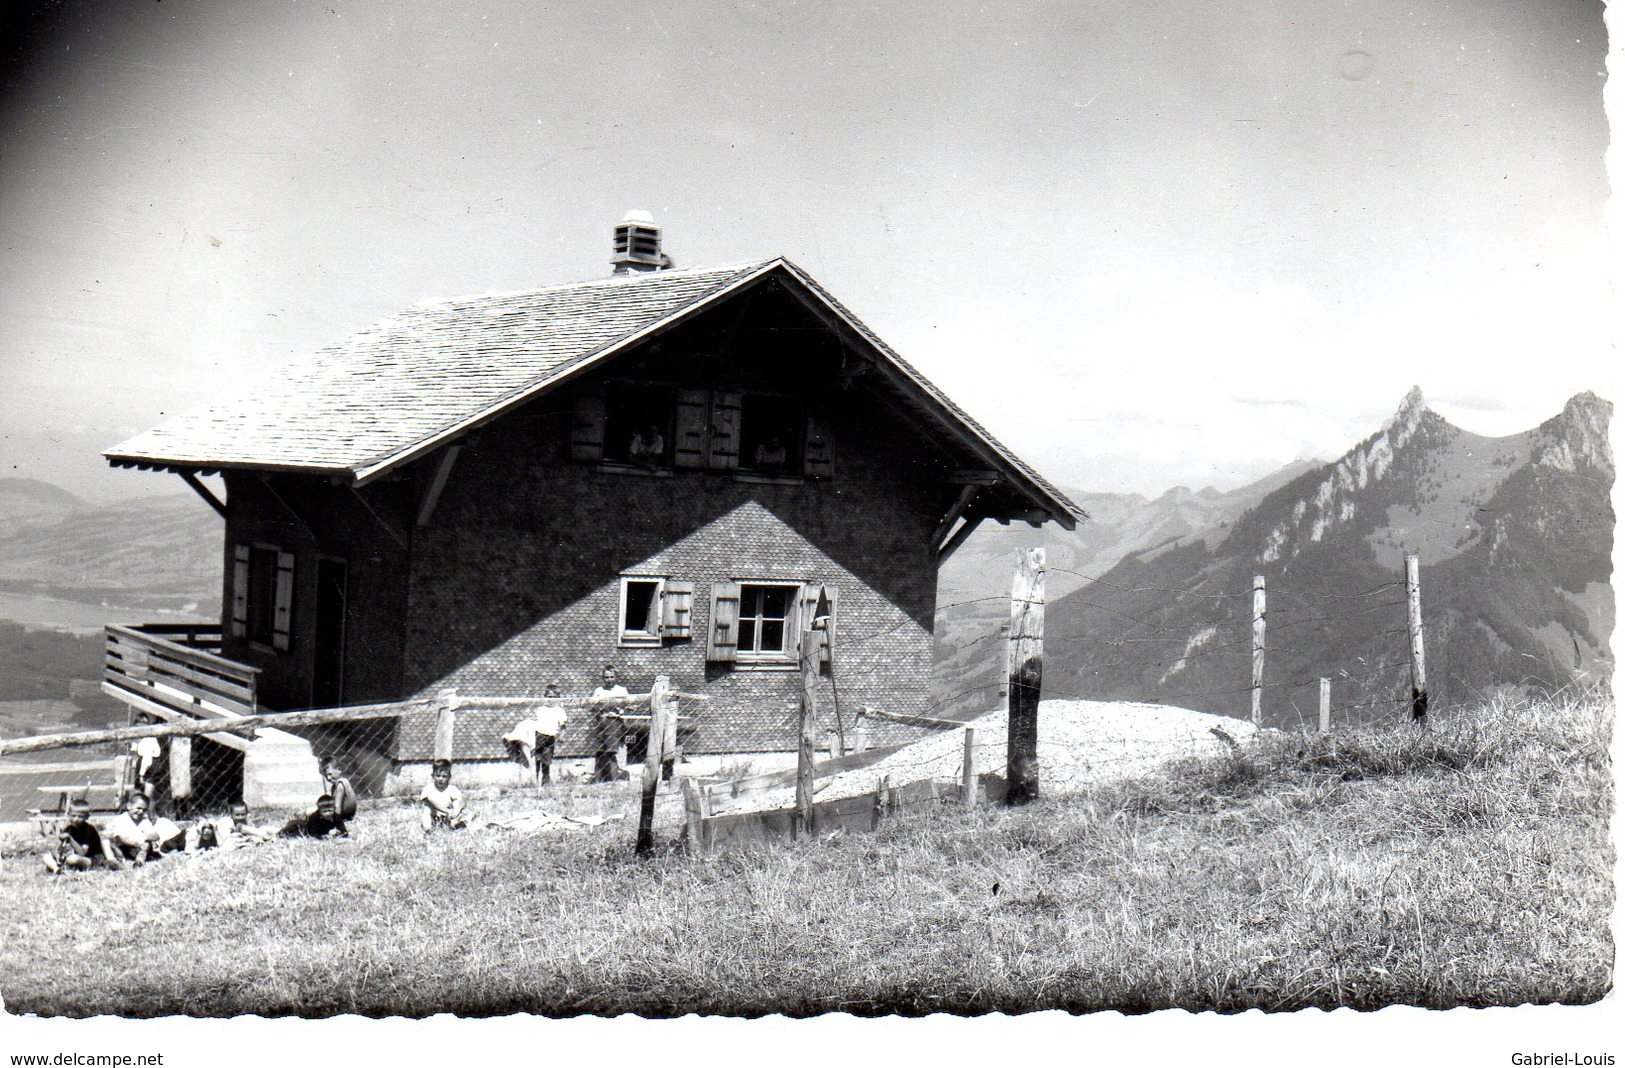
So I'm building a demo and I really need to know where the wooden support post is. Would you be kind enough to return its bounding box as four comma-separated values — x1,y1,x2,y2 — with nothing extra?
961,727,976,808
433,689,458,762
1006,547,1045,806
169,736,192,803
1405,554,1428,724
636,676,673,855
1251,575,1266,727
795,618,822,840
1319,677,1331,733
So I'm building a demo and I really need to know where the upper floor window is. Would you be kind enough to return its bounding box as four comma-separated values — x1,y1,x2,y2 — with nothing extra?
571,385,832,478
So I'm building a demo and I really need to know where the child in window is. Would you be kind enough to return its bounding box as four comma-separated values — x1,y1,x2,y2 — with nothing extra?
420,759,468,831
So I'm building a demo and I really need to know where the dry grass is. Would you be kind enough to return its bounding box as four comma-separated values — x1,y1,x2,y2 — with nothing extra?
0,692,1611,1017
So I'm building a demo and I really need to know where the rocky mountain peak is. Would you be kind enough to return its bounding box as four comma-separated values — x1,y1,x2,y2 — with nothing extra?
1532,391,1614,477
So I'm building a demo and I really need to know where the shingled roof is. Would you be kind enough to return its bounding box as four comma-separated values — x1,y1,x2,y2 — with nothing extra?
106,258,1081,525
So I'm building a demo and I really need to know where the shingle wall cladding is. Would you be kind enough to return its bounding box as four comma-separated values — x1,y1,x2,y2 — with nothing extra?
394,384,944,760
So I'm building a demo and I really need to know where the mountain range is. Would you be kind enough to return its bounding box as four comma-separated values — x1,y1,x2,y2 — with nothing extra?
1037,389,1614,727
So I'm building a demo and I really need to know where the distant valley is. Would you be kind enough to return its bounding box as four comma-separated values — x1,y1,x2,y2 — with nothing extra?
0,479,221,755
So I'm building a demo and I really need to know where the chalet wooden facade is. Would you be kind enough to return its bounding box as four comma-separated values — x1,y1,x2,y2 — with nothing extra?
102,220,1081,797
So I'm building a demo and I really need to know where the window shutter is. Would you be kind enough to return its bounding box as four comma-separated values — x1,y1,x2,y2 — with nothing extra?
230,544,250,638
271,551,296,652
797,584,838,664
661,580,694,639
819,585,838,665
570,391,607,462
707,581,741,663
708,391,742,470
674,389,709,469
804,411,833,478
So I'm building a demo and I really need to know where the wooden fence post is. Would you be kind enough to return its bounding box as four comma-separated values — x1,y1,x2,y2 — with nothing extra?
1319,677,1331,733
1405,554,1429,724
1006,548,1045,806
433,689,459,762
636,675,673,855
169,736,192,805
794,589,828,839
961,727,977,807
682,777,705,854
1251,575,1266,727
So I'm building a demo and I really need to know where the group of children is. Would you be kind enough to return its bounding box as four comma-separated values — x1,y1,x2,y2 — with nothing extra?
42,759,360,874
42,666,663,876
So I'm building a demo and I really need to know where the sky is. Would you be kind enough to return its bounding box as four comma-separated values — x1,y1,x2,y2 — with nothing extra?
0,0,1615,506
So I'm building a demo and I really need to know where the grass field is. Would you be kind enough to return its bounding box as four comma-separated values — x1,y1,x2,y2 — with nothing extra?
0,692,1611,1017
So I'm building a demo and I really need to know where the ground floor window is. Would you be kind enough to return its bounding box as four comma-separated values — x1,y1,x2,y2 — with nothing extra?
736,582,800,663
619,577,664,646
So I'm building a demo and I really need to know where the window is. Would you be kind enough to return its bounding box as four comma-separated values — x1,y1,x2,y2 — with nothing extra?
604,385,673,467
616,576,694,647
619,577,664,647
736,582,799,662
739,394,804,476
572,386,831,478
707,581,838,666
231,543,295,651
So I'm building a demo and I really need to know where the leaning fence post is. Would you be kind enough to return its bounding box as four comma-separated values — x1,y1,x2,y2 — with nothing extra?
1006,548,1045,805
1405,554,1429,724
1251,575,1267,727
636,675,673,855
795,588,829,840
961,727,977,807
682,777,705,854
433,689,459,762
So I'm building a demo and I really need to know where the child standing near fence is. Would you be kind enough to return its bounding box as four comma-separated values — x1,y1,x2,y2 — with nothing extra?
420,759,468,831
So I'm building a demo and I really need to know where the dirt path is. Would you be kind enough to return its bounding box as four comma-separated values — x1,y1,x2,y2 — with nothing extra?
716,699,1257,815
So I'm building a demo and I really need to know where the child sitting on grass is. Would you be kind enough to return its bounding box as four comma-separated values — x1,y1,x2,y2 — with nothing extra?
282,794,350,839
104,793,185,866
420,759,468,832
43,799,121,874
190,802,275,853
321,759,359,822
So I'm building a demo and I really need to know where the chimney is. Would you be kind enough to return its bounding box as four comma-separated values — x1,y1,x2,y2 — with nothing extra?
611,210,673,275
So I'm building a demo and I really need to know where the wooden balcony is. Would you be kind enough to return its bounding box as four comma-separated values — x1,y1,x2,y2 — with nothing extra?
103,624,260,741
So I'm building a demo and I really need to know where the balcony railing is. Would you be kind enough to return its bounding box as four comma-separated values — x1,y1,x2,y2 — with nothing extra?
104,623,259,723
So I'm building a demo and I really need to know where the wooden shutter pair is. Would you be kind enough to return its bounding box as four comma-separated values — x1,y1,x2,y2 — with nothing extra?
674,389,743,471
